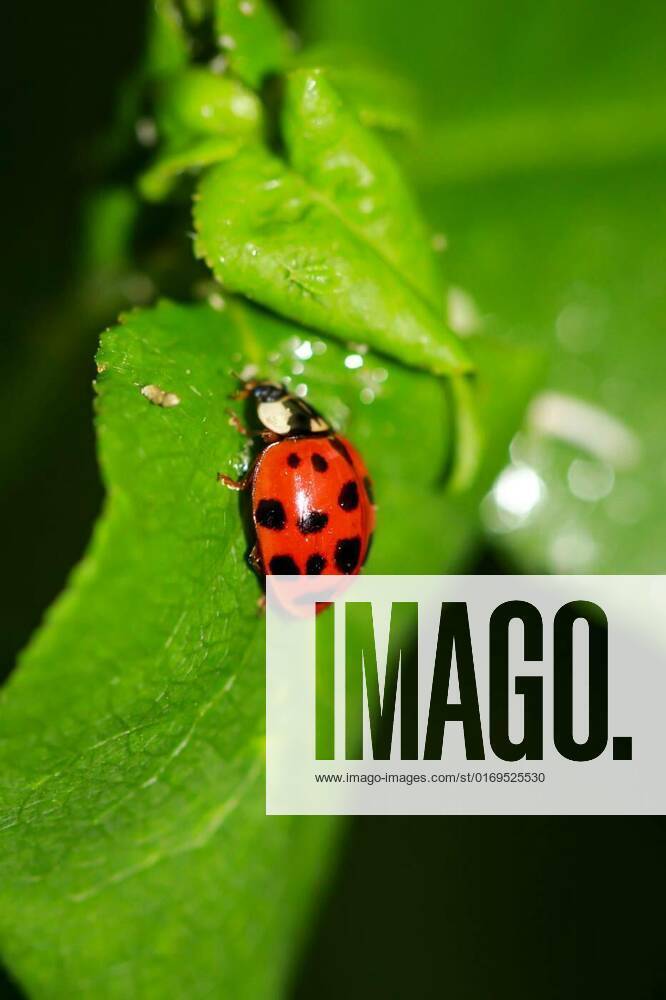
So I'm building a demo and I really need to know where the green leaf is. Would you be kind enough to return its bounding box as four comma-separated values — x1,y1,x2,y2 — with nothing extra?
194,73,472,377
139,136,243,202
0,298,540,996
281,68,483,489
154,69,262,144
139,69,263,201
214,0,291,90
194,146,471,377
282,69,439,306
290,45,420,136
146,0,191,78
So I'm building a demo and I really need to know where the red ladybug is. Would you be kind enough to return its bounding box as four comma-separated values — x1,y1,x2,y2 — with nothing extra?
219,379,376,585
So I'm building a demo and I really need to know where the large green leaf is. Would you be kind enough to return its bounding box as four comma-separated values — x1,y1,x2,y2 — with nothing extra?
282,69,439,305
0,299,540,996
194,71,472,377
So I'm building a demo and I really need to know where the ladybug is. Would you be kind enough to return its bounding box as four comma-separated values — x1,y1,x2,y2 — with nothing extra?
219,379,376,587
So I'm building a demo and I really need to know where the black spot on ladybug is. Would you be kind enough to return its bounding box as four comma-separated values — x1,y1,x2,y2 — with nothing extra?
311,453,328,472
269,555,300,574
335,536,361,574
363,476,375,504
363,532,374,566
329,437,353,465
255,498,286,530
338,480,359,511
306,554,326,575
287,452,301,468
298,510,329,534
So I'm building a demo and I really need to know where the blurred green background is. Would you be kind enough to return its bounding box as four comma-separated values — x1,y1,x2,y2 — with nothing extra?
2,0,665,996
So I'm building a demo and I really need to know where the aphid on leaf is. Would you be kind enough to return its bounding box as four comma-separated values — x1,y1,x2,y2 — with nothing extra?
219,379,376,597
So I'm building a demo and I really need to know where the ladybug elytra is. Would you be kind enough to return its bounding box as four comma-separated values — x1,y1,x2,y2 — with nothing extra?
219,379,376,586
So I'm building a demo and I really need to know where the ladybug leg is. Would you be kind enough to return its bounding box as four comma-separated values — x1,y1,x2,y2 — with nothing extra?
226,408,250,437
247,543,264,575
246,545,266,614
228,383,252,401
217,461,255,491
226,410,279,445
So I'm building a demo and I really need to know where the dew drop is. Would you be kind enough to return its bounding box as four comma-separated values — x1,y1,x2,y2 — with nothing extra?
135,117,157,147
231,94,257,118
550,528,597,572
567,458,615,502
344,353,364,370
294,340,313,360
209,54,228,74
447,286,482,335
482,463,545,533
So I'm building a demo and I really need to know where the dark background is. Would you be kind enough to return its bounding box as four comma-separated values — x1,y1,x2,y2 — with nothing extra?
2,2,664,998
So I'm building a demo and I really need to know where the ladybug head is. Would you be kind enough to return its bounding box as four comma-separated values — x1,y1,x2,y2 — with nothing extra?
247,380,286,403
233,378,330,437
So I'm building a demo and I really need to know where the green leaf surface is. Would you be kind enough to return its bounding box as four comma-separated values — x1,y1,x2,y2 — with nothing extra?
146,0,191,77
194,72,472,377
139,135,243,202
282,69,439,305
140,68,262,201
281,68,483,489
195,146,471,377
214,0,291,90
0,298,541,997
290,46,420,136
154,68,262,144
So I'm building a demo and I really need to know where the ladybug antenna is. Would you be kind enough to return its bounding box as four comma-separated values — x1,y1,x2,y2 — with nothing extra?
228,369,257,400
